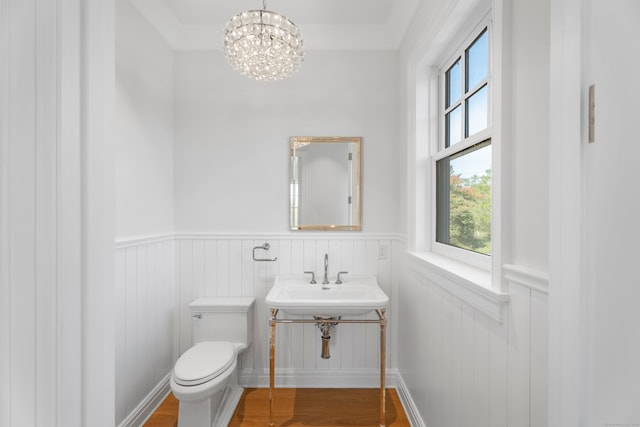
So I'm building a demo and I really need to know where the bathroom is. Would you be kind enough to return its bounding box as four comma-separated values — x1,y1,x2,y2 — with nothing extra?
115,0,400,423
2,0,640,426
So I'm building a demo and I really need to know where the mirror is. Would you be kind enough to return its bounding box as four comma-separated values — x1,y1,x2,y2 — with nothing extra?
290,136,362,231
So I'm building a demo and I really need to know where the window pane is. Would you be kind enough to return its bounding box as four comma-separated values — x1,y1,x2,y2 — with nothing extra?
446,59,461,108
445,105,462,148
436,140,492,255
466,84,488,136
466,30,488,91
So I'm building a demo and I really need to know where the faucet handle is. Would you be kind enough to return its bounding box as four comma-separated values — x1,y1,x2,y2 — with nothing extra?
304,271,316,284
335,271,348,284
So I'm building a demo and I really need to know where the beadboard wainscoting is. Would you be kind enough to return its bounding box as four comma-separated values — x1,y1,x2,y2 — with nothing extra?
174,235,400,388
115,237,176,426
115,233,548,427
399,258,548,427
115,234,403,426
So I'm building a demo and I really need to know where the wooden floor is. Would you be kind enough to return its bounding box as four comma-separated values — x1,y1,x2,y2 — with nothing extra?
144,388,411,427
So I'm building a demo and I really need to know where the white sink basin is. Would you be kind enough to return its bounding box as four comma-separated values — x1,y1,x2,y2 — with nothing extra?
266,275,389,317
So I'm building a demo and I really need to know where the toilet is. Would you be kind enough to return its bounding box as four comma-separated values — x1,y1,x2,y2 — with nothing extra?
170,296,255,427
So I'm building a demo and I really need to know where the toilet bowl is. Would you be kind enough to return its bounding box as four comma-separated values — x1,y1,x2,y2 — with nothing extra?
170,297,254,427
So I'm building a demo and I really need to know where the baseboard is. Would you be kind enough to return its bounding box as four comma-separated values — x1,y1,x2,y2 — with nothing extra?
239,368,400,388
118,373,171,427
239,369,426,426
118,370,426,427
394,373,426,427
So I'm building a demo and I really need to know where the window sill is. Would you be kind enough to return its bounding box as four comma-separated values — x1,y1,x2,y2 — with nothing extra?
405,251,509,322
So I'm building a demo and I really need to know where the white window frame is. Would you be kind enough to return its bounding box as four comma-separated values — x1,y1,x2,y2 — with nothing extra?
431,16,493,271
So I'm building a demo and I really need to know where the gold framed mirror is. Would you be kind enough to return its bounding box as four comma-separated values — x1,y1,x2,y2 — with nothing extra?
289,136,362,231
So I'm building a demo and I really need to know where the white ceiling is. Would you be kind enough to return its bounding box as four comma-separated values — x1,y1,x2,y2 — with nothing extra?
128,0,422,50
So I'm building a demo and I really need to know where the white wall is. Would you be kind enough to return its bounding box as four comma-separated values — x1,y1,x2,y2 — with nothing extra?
547,0,640,425
509,0,549,272
114,11,403,425
400,260,548,427
582,0,640,425
1,0,115,426
398,0,550,425
174,236,399,387
115,239,175,426
167,44,405,398
173,50,400,234
115,0,174,240
115,1,176,424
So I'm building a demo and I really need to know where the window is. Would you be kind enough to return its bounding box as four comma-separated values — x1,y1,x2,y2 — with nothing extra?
434,26,491,259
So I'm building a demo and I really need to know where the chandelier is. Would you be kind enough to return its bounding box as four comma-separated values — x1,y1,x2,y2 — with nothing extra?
223,1,304,81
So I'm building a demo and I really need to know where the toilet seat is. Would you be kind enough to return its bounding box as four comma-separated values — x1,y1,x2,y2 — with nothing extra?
173,341,235,386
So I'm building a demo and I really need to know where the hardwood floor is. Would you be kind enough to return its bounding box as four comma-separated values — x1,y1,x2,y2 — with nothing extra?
143,392,179,427
144,388,410,427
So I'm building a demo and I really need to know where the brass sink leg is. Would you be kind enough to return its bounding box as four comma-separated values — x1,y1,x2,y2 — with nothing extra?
269,308,277,427
379,308,387,427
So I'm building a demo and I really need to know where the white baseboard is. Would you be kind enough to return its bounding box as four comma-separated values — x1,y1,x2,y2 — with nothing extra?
120,370,426,427
239,368,399,388
240,369,426,426
394,373,426,427
118,373,172,427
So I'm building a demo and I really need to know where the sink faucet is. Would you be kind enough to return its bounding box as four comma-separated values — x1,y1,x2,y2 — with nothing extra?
322,253,329,284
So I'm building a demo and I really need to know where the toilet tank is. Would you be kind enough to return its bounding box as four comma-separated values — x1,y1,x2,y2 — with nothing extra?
189,297,255,346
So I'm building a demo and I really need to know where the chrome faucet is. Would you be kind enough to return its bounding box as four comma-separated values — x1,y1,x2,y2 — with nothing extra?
322,253,329,284
304,271,316,284
336,271,348,284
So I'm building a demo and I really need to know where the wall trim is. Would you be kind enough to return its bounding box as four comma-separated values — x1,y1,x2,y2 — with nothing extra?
240,369,427,425
115,234,174,249
174,232,405,241
118,373,171,427
119,370,423,425
395,374,427,427
406,251,509,322
239,368,400,389
116,232,405,249
503,263,549,294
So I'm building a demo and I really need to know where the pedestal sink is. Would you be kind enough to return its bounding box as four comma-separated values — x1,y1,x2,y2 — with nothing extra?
265,275,389,317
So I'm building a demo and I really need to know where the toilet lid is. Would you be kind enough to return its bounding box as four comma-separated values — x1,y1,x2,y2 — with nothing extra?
173,341,235,386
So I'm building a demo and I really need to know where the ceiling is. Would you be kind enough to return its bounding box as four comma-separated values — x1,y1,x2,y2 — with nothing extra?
128,0,422,50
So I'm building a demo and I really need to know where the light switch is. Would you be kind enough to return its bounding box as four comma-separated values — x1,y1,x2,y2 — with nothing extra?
378,244,388,260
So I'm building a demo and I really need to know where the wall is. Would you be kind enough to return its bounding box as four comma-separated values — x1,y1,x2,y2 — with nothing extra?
582,0,640,425
509,0,549,271
115,238,175,425
397,0,550,425
1,3,65,424
168,46,403,387
115,0,176,424
115,0,174,240
1,0,115,425
173,49,400,234
174,236,399,387
114,11,403,425
400,261,548,427
546,1,640,424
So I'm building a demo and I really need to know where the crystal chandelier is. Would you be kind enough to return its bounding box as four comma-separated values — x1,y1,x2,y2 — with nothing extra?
223,1,304,81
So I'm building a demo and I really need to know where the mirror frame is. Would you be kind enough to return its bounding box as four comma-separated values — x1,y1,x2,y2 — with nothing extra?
289,136,362,231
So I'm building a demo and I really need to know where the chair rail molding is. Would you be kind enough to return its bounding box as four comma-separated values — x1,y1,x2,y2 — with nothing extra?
503,263,549,294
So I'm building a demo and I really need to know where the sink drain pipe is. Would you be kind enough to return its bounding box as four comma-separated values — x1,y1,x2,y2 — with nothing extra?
314,316,340,359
